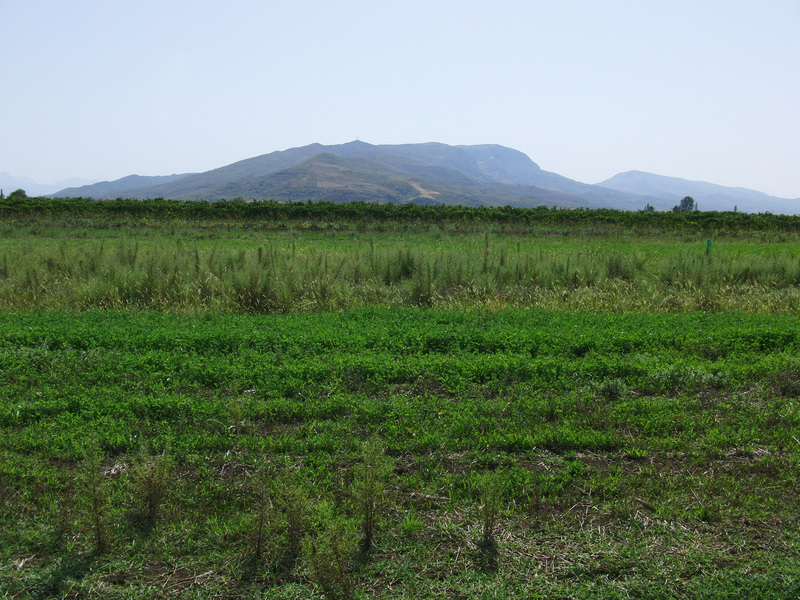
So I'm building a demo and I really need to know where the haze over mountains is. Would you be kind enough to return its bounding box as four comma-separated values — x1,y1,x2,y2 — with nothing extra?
41,141,800,214
0,172,93,197
597,171,800,215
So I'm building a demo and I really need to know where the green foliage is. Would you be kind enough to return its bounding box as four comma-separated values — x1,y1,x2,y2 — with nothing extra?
3,194,800,232
597,378,627,402
78,441,113,554
400,509,424,537
476,472,500,544
3,204,800,597
673,195,697,213
127,445,174,529
351,439,394,552
0,306,797,595
304,504,358,600
256,466,311,570
1,213,800,312
476,470,503,573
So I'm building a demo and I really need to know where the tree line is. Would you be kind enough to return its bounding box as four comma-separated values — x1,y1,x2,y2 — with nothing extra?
1,194,798,232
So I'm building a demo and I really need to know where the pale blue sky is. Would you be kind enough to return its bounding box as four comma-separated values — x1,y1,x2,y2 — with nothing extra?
2,0,799,198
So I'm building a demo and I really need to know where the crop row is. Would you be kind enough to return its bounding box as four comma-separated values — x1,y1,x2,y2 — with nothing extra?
2,309,799,597
5,196,800,232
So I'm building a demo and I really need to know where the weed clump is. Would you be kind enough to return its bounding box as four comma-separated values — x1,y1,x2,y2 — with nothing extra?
78,443,114,554
240,461,313,579
351,439,394,553
598,378,627,402
304,504,358,600
475,471,503,573
768,364,800,397
127,445,174,530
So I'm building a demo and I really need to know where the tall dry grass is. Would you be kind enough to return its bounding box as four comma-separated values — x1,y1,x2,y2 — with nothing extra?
3,228,800,312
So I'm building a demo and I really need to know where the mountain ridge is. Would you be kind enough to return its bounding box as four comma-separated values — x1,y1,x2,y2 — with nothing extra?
55,174,191,200
45,141,799,213
49,141,655,210
597,171,799,214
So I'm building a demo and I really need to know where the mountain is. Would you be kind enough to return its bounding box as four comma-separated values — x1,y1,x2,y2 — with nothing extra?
597,171,800,214
51,141,654,210
54,174,192,200
0,172,95,197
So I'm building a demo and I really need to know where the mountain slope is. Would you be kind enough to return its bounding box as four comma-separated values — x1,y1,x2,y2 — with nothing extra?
208,150,586,207
598,171,800,214
54,174,191,199
50,141,654,209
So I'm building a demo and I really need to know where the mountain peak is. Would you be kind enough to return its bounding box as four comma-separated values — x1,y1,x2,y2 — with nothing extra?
49,141,795,213
342,139,373,147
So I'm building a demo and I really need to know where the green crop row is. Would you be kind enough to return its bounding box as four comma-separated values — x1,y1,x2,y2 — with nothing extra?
2,309,799,598
0,196,798,231
4,196,800,232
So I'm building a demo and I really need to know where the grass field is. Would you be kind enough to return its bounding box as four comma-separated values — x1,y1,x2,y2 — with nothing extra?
1,210,800,598
2,216,800,313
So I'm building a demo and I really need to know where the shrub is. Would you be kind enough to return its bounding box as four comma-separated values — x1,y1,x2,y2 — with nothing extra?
78,443,113,553
128,446,174,530
351,439,394,553
304,504,357,600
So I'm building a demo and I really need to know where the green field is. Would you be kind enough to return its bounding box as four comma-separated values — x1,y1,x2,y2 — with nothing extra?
2,205,800,598
3,209,800,313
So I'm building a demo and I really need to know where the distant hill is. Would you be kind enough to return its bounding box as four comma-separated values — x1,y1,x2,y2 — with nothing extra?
597,171,800,214
0,172,94,197
54,174,192,200
52,142,795,213
51,141,654,210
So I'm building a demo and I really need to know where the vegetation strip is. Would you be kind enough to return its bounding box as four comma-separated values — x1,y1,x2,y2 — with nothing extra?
2,308,799,598
3,207,800,313
2,203,799,597
4,195,800,230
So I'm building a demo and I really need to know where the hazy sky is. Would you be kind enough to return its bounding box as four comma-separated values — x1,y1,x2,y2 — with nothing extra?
2,0,799,198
